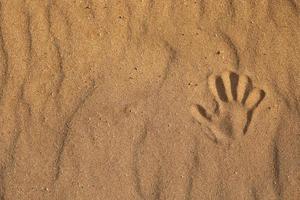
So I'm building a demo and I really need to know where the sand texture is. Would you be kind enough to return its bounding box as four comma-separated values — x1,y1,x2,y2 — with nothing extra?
0,0,299,199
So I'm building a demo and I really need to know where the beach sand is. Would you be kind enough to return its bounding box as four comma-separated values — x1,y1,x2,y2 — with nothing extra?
0,0,299,199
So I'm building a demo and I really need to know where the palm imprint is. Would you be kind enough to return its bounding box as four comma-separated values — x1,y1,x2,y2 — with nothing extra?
191,71,265,143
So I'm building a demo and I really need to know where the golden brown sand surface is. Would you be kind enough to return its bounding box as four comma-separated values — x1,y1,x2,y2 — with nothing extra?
0,0,299,199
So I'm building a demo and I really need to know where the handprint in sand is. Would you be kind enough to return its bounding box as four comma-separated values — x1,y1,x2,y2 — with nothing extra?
191,71,265,143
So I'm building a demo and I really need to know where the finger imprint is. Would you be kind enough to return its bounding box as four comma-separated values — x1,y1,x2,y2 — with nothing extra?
208,75,221,102
237,74,252,104
245,88,265,110
190,104,212,124
221,71,233,101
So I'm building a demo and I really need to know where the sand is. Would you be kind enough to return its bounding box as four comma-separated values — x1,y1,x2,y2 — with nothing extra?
0,0,299,199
